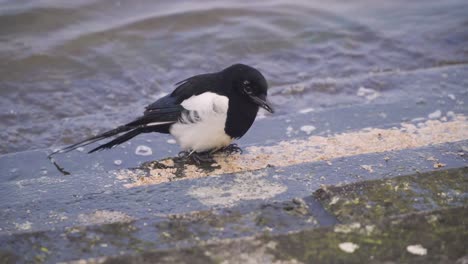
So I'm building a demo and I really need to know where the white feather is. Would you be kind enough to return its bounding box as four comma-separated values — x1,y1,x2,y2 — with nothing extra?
169,92,232,152
146,121,174,126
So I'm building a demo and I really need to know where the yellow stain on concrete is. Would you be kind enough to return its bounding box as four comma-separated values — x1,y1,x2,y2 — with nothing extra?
117,115,467,187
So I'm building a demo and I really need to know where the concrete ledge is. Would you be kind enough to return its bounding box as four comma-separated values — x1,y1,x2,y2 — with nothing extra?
1,168,466,263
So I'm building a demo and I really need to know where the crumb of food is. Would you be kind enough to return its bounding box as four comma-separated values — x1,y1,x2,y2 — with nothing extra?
360,165,374,173
135,145,152,156
300,125,316,135
299,108,314,114
357,87,380,101
116,115,468,187
428,110,442,119
15,221,32,231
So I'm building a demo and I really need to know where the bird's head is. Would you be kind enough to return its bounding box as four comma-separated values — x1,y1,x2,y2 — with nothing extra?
223,64,274,113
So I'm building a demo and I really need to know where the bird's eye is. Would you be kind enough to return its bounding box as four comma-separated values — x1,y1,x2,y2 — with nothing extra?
243,80,253,94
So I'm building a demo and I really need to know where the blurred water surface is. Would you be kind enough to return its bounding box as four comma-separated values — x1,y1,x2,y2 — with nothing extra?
1,0,467,154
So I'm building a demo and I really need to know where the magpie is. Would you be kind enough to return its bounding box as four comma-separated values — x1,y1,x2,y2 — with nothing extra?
50,64,274,161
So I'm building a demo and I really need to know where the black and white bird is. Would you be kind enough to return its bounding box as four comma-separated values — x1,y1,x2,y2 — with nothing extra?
50,64,273,160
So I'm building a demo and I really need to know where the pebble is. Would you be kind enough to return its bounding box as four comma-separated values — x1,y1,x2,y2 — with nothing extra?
114,160,122,166
167,139,177,144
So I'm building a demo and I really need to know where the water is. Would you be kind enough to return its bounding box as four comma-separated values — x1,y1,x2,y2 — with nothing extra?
1,0,467,154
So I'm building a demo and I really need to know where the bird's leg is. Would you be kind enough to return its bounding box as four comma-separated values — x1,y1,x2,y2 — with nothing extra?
178,150,216,165
189,151,216,165
219,143,243,155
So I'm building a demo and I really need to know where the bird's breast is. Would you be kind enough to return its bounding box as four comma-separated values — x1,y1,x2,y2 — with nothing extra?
169,92,232,152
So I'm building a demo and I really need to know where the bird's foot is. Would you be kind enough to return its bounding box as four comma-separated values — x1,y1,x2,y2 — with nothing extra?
178,150,216,165
191,152,216,165
178,151,190,158
219,143,243,155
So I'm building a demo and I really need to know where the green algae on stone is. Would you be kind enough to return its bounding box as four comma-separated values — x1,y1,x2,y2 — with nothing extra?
98,206,468,264
314,168,468,223
266,206,468,264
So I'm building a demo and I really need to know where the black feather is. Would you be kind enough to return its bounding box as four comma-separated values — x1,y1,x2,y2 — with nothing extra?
48,125,134,157
88,128,144,153
50,96,183,156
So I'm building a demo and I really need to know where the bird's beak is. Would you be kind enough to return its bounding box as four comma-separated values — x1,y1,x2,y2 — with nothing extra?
249,94,274,113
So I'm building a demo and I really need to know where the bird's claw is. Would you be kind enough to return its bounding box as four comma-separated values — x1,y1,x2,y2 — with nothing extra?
178,150,216,165
178,151,190,158
177,144,242,166
220,144,243,155
190,152,216,165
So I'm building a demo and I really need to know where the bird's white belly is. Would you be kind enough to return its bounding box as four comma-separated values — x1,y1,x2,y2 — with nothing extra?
169,92,233,153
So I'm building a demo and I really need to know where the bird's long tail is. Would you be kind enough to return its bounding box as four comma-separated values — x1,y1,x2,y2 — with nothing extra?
88,128,146,153
48,125,135,157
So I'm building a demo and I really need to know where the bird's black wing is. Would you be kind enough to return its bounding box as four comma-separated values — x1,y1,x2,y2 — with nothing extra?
163,72,221,104
127,95,184,127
